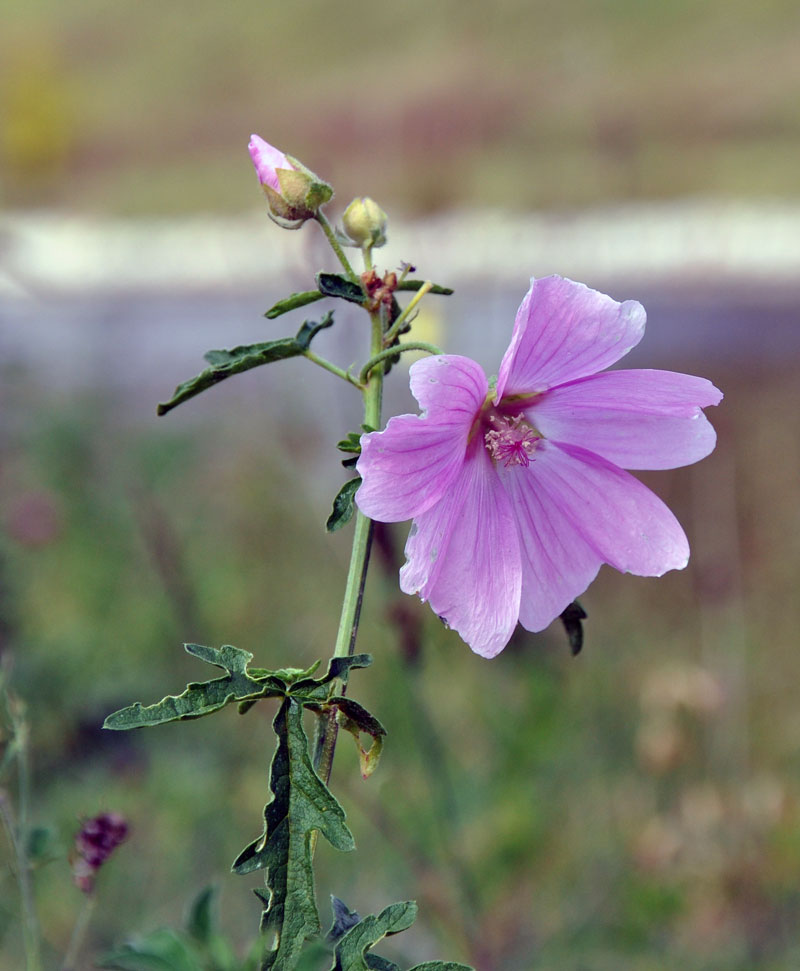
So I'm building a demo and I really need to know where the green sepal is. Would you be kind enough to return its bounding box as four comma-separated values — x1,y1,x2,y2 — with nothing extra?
336,431,364,455
330,901,474,971
327,478,361,533
332,697,386,778
156,312,334,416
98,927,200,971
316,272,365,306
264,290,325,319
560,601,587,657
232,698,355,970
102,644,290,730
395,280,453,296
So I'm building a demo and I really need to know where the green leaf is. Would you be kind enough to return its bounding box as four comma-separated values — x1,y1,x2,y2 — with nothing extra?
184,885,217,944
336,432,363,455
330,902,417,971
316,273,365,306
326,478,361,533
395,280,453,296
103,644,288,730
232,698,355,970
332,698,386,778
327,897,362,943
157,312,334,415
331,903,474,971
559,601,587,657
289,654,372,702
265,291,325,319
98,928,200,971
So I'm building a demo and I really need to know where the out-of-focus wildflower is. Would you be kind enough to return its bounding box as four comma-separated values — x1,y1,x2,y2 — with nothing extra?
357,275,722,657
72,812,129,893
248,134,332,227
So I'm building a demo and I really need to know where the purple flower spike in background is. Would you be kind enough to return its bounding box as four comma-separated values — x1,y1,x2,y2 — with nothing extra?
356,275,723,658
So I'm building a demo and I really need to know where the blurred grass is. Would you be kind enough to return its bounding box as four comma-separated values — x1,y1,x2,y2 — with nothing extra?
2,0,800,215
2,356,800,969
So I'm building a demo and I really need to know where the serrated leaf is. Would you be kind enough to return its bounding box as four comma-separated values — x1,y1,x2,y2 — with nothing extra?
327,897,362,943
98,927,200,971
157,313,334,415
560,601,587,657
395,280,453,296
232,698,355,970
290,654,372,702
103,644,287,730
265,291,325,319
333,698,386,778
326,478,361,533
316,273,365,306
331,903,474,971
331,902,417,971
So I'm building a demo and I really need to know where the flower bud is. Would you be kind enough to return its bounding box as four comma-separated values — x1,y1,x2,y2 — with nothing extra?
248,134,333,229
342,197,388,248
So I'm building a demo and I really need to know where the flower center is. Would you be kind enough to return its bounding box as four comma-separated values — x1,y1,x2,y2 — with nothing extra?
484,413,540,468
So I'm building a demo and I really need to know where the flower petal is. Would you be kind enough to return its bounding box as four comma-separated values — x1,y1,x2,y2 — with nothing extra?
356,355,487,522
528,369,723,470
496,462,603,632
248,134,292,192
520,440,689,576
496,276,646,397
400,443,521,658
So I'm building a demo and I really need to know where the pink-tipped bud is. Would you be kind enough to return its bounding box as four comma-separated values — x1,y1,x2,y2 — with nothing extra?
248,133,333,229
248,134,293,193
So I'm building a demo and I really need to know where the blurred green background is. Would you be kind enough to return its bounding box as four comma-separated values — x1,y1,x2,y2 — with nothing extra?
2,1,800,969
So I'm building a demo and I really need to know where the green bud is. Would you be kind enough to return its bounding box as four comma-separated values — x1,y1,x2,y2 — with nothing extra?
342,197,388,248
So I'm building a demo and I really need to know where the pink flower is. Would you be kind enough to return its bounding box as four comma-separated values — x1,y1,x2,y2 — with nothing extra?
248,134,294,193
356,276,722,658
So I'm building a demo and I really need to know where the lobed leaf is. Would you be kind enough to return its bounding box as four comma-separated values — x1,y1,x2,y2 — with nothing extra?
232,698,355,970
316,272,365,306
157,312,334,415
331,902,474,971
265,290,326,319
326,478,362,533
103,644,287,730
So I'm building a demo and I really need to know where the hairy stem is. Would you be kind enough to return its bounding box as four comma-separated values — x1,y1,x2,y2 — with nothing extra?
315,212,359,283
313,270,384,789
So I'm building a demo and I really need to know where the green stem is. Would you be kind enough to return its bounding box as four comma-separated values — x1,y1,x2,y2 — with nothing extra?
302,349,364,389
315,212,359,283
383,280,433,345
60,893,96,971
313,305,384,787
0,685,42,971
359,342,443,385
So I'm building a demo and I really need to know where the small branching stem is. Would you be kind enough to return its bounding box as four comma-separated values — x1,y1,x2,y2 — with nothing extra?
383,280,433,345
302,350,364,389
359,342,443,385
